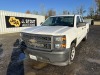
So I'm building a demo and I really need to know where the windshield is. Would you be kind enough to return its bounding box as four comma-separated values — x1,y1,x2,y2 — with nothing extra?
42,16,74,27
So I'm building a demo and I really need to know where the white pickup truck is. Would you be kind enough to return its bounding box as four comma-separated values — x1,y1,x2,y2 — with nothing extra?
20,15,89,66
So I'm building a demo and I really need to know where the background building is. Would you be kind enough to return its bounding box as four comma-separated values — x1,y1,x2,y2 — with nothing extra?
0,10,45,34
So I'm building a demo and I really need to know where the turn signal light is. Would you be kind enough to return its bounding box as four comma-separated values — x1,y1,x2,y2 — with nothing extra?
62,36,66,41
61,44,66,48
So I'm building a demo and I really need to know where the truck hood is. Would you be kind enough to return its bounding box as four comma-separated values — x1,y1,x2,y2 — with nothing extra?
22,26,72,35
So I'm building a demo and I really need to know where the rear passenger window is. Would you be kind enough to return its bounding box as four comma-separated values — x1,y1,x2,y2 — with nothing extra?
80,16,83,22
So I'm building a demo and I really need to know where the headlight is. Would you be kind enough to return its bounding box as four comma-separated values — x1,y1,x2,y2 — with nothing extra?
54,35,66,49
55,37,62,41
54,36,66,41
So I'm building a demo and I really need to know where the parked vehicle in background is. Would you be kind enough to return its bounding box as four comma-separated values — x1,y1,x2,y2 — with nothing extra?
20,15,89,66
84,19,94,25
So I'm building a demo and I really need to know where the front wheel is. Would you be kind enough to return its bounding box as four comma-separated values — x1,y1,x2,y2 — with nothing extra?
69,43,76,64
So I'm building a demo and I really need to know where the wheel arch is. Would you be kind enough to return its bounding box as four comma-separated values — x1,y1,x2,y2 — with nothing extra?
71,38,77,47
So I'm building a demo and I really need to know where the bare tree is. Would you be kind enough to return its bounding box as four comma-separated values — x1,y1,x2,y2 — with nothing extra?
63,10,67,15
45,9,56,19
72,11,75,14
48,9,56,16
63,10,70,15
45,14,48,19
33,10,39,15
76,8,80,14
68,12,70,15
79,6,86,16
76,5,86,16
95,0,100,15
26,10,31,14
88,6,95,19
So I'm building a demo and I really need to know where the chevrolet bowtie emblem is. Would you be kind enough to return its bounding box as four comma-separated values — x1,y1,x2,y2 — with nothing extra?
29,39,37,43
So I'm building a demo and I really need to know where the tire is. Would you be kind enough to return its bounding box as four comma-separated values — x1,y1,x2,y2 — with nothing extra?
69,43,76,64
83,34,87,41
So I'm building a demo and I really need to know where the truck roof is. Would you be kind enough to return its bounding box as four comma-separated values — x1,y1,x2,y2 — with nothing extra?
51,15,81,17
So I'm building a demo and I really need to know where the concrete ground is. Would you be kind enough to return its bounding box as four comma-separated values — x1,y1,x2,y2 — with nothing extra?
0,25,100,75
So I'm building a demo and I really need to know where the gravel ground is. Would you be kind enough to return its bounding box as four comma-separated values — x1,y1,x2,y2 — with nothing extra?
0,25,100,75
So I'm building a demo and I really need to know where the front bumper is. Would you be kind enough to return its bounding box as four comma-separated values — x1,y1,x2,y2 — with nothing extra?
24,48,71,66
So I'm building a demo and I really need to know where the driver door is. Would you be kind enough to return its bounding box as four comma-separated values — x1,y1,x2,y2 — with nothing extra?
76,16,84,44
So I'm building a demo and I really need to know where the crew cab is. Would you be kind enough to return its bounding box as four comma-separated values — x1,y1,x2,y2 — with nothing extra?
20,15,89,66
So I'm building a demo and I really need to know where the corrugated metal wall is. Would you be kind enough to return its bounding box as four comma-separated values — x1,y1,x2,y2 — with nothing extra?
0,10,45,34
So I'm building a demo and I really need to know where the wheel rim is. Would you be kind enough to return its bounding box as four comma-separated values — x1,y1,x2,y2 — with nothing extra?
71,47,75,60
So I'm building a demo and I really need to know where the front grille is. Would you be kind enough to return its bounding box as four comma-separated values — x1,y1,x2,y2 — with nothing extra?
22,33,52,51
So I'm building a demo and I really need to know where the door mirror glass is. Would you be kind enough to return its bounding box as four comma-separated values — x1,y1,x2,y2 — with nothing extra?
77,22,86,27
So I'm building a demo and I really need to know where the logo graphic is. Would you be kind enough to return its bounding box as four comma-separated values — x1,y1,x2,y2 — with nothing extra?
28,39,44,47
29,39,37,43
9,17,21,27
6,16,37,28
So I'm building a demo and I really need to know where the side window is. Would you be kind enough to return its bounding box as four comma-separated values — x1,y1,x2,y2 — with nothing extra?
80,16,83,22
76,16,80,25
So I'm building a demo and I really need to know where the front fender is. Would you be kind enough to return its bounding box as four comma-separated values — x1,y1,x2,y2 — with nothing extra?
65,29,77,48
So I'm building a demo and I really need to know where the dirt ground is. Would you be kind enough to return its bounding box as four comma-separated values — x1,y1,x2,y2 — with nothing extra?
0,25,100,75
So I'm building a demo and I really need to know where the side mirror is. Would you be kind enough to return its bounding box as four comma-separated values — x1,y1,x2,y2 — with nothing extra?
77,22,86,27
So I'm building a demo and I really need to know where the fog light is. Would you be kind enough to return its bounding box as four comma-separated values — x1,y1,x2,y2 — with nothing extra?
55,44,61,49
61,44,66,48
55,37,62,41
